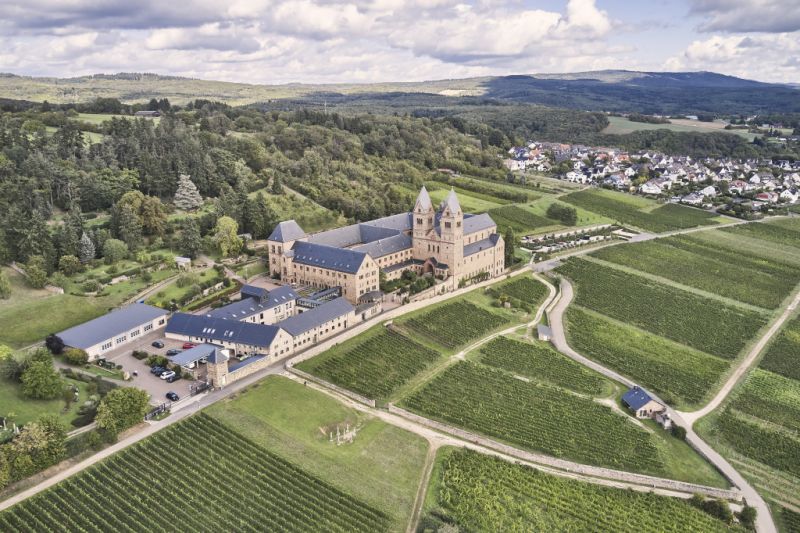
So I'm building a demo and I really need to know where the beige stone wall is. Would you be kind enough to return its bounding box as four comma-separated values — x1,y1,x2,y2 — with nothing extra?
291,309,356,350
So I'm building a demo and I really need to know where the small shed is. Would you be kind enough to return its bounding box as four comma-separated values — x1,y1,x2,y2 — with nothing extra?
622,386,665,419
175,256,192,270
537,324,552,342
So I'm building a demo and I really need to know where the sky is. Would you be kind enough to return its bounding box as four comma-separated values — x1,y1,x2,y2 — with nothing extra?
0,0,798,85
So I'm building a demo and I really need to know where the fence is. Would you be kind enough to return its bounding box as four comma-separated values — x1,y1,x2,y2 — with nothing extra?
288,367,376,408
386,404,741,501
144,402,171,421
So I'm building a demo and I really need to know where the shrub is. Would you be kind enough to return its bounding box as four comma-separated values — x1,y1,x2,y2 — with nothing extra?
81,280,101,293
63,348,89,366
132,350,149,360
671,425,687,440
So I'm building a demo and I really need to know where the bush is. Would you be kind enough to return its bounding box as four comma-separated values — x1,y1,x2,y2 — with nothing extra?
81,279,101,293
63,348,89,366
671,424,687,440
132,350,149,360
546,203,578,225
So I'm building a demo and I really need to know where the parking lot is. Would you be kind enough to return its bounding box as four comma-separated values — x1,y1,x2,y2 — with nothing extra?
101,329,199,404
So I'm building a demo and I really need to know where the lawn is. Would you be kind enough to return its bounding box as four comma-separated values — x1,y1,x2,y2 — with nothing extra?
0,413,391,532
296,327,441,402
562,189,719,232
249,187,346,233
206,376,428,532
591,235,800,309
400,361,724,485
557,257,767,359
0,375,90,427
525,196,613,228
421,448,737,533
0,267,173,349
145,267,222,308
565,307,730,409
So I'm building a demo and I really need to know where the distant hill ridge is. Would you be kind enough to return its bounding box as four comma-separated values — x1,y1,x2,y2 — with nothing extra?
0,70,795,114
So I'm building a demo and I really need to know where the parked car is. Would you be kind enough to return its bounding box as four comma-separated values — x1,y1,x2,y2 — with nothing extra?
151,341,164,349
166,349,181,356
166,374,180,383
159,370,176,380
150,366,166,375
166,392,179,402
182,342,196,350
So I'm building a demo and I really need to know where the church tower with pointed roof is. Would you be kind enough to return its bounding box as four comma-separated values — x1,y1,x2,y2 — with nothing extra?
438,188,464,273
412,185,435,241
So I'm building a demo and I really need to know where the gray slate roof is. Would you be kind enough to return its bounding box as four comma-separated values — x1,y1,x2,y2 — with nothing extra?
58,303,167,350
463,213,496,235
171,343,224,366
441,188,461,214
352,233,412,259
291,241,367,274
278,297,354,336
166,313,280,348
463,233,500,257
268,220,306,242
414,186,433,211
208,285,298,321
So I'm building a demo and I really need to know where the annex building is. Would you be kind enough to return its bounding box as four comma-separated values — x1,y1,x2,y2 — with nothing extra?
267,186,505,303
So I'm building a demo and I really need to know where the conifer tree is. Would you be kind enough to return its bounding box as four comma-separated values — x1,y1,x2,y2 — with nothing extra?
79,232,95,264
173,174,203,210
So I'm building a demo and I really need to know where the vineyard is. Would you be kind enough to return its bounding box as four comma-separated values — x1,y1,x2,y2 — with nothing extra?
0,414,390,533
728,369,800,434
401,361,664,473
714,408,800,478
779,506,800,533
759,315,800,380
487,205,554,233
486,275,549,311
557,258,766,359
479,336,609,396
686,228,800,269
591,235,800,309
403,300,508,350
422,449,736,533
561,190,718,232
565,307,729,408
296,329,440,400
721,220,800,250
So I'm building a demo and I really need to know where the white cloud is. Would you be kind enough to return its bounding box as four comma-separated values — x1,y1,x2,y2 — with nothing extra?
689,0,800,33
665,32,800,83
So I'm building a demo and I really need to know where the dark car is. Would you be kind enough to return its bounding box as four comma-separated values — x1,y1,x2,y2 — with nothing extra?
151,341,165,349
150,365,166,375
166,374,180,383
166,392,179,402
166,349,181,356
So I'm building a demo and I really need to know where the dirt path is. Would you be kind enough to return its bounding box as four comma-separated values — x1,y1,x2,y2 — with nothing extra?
406,441,440,533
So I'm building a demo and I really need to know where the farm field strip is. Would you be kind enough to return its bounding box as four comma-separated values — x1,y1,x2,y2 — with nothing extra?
556,257,766,359
686,228,800,268
759,315,800,380
295,328,441,401
422,448,736,533
403,300,509,350
478,336,610,396
487,204,555,233
0,414,390,532
401,360,665,474
727,369,800,433
564,307,730,409
561,189,718,232
590,236,799,310
486,275,550,311
721,221,800,250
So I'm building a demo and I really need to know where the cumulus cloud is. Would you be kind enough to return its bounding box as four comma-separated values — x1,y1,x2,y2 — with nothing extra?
665,32,800,83
689,0,800,33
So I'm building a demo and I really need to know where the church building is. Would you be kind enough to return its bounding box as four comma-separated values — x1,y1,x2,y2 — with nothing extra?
267,186,505,303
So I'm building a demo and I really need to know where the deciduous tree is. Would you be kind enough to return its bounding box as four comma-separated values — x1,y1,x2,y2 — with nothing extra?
21,360,62,400
213,216,242,257
96,387,150,437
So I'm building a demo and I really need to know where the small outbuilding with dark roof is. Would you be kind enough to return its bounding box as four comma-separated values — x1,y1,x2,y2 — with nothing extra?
622,386,665,419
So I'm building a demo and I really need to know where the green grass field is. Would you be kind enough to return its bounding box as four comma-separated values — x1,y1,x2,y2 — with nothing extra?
603,115,757,141
591,235,800,309
557,258,766,359
145,267,222,308
562,189,720,232
565,307,730,409
0,266,172,349
296,327,442,401
206,376,428,531
427,186,504,213
487,205,555,234
248,187,346,232
0,376,90,427
421,448,737,533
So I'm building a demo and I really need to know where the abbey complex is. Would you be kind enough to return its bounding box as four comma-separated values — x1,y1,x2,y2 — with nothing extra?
267,186,506,303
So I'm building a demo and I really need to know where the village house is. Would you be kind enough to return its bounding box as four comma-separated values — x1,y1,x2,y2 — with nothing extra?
622,386,666,419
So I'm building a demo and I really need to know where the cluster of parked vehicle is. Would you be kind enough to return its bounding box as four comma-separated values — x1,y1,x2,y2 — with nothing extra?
150,365,179,382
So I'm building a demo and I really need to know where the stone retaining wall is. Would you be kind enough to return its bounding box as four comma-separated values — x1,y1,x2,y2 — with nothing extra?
288,367,376,408
386,403,741,501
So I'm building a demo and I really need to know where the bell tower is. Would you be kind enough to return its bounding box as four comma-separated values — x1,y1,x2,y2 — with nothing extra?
439,188,463,271
412,186,434,240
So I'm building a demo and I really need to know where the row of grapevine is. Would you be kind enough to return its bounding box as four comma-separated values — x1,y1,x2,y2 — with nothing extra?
721,220,800,250
422,449,735,533
296,329,440,400
557,257,766,359
486,275,549,309
478,336,608,396
486,205,554,233
759,315,800,380
404,300,508,350
0,414,391,533
592,234,800,309
401,361,664,474
728,369,800,433
565,307,729,408
562,190,717,232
